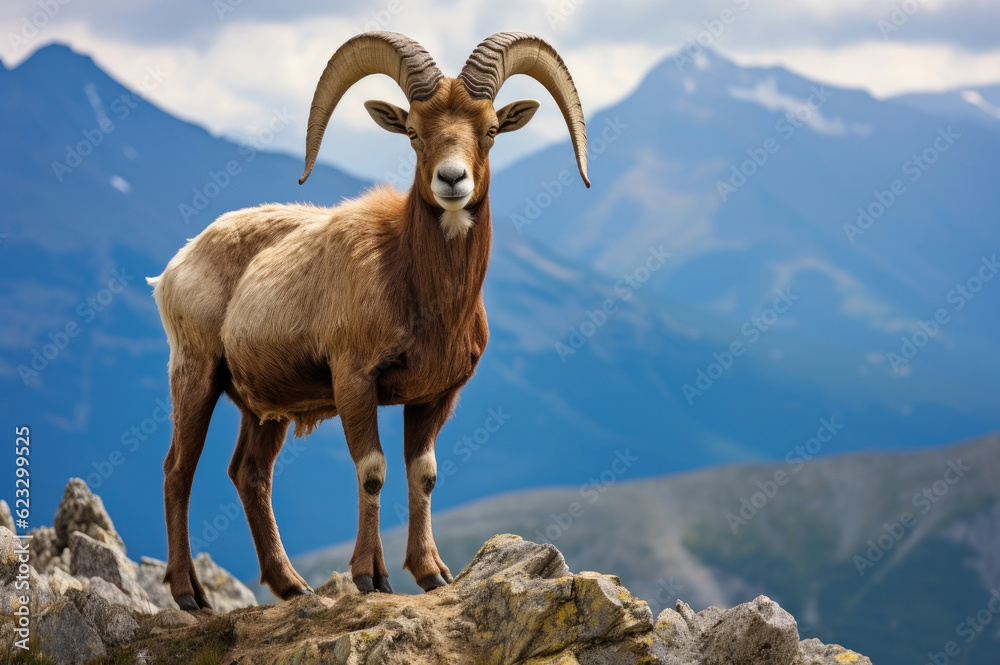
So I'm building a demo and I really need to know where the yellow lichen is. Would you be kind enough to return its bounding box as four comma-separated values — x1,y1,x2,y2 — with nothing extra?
835,650,861,663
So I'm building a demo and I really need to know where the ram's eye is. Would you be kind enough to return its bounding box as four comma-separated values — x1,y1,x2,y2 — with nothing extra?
486,127,498,138
407,128,419,140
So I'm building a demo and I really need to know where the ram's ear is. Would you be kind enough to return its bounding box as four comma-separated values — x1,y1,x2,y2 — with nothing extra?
364,100,409,134
496,99,540,134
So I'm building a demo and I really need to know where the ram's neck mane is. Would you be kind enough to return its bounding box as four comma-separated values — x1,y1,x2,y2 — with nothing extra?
397,190,491,336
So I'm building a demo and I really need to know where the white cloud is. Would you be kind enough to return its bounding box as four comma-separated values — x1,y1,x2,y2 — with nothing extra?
1,1,998,178
727,41,1000,98
109,175,131,193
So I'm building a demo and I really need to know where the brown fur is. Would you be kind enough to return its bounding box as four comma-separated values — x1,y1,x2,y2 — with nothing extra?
152,79,498,603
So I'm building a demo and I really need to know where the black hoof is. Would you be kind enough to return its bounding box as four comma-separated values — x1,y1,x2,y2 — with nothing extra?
353,575,375,593
443,570,454,584
375,576,393,594
417,573,448,592
284,586,314,599
176,594,200,611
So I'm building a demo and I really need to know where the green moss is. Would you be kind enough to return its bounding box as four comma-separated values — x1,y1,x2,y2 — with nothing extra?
188,637,230,665
3,649,57,665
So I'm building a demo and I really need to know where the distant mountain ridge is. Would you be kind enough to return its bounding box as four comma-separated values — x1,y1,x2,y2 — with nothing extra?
287,433,1000,665
2,41,998,589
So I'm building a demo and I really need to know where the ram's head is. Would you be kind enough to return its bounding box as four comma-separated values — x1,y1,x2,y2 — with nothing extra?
299,32,589,237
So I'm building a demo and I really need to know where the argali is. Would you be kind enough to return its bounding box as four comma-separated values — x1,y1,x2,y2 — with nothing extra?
148,31,589,609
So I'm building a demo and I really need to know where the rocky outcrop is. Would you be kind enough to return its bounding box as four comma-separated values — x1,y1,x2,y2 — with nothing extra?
53,478,126,556
120,534,872,665
0,480,873,665
137,553,259,613
0,500,13,532
0,478,256,662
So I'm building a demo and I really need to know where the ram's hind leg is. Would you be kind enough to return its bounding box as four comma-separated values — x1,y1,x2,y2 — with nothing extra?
402,392,457,591
228,412,312,599
163,355,224,611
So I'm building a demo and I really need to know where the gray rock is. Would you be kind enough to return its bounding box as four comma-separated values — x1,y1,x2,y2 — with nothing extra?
654,605,697,653
0,563,57,616
135,553,256,613
36,597,107,664
797,638,874,665
0,525,26,585
69,531,154,613
27,525,70,574
315,569,360,599
453,532,571,588
54,478,126,555
45,566,86,596
193,551,258,613
136,556,177,610
457,535,654,664
0,581,28,618
0,499,13,532
129,534,873,665
151,607,199,630
701,595,800,665
66,588,139,648
87,575,153,614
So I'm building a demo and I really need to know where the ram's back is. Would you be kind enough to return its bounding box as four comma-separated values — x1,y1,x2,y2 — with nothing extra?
148,203,334,365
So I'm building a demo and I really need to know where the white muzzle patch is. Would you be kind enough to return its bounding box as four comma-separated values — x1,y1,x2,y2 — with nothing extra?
431,159,474,213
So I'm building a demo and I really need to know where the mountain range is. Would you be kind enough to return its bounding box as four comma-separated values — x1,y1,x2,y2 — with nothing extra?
287,434,1000,665
2,39,997,626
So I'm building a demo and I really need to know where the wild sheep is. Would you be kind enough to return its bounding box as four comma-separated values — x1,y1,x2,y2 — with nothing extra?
148,31,589,610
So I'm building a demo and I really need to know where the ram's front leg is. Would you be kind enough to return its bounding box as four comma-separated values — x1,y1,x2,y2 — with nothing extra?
402,392,457,591
335,361,391,593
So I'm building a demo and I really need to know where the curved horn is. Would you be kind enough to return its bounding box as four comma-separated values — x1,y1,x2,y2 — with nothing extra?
299,31,443,184
459,32,590,187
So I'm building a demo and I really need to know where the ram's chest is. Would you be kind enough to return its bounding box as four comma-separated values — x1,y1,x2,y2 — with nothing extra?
375,339,482,406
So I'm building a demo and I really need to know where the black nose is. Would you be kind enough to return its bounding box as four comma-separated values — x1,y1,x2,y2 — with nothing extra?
436,164,467,187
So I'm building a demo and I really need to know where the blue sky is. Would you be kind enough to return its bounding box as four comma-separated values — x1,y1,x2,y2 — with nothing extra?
3,0,999,179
